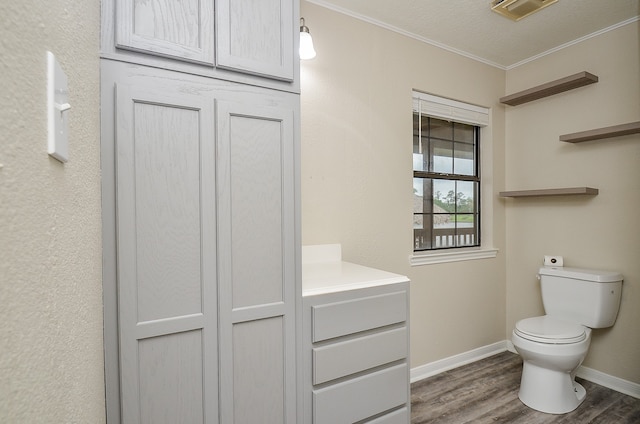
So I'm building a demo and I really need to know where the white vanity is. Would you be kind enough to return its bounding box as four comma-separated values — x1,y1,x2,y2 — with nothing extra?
302,245,411,423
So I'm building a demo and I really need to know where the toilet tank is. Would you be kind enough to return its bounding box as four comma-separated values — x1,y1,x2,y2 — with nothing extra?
539,267,623,328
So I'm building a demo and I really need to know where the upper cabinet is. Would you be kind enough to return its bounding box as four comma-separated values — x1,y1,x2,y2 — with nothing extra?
216,0,294,81
115,0,215,65
105,0,297,87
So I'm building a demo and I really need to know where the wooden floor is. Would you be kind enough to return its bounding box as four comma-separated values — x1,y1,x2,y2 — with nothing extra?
411,351,640,423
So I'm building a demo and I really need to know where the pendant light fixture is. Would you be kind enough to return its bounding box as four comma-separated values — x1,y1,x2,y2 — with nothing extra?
299,17,316,60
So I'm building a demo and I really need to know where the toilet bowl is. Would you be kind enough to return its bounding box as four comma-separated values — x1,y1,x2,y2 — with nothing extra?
512,316,592,414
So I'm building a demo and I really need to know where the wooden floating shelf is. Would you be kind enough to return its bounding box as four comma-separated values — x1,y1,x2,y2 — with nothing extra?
499,187,599,198
500,71,598,106
560,121,640,143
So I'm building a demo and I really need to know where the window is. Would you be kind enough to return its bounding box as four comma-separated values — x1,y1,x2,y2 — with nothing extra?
412,92,488,252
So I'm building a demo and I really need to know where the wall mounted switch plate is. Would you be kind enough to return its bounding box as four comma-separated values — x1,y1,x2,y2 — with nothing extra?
47,51,70,163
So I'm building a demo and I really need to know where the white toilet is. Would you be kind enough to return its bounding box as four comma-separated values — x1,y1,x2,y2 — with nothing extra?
511,266,623,414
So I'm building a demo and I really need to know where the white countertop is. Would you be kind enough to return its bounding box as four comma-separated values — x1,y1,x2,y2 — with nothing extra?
302,260,409,297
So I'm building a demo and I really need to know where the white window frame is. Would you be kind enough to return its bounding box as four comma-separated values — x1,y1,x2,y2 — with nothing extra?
410,91,498,266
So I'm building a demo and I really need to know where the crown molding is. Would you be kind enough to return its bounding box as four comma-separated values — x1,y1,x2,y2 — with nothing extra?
305,0,507,70
507,16,640,70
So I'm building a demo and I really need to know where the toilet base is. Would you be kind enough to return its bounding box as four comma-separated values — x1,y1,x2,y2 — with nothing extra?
518,362,586,414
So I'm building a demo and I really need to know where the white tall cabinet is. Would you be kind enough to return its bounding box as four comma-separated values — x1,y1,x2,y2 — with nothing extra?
100,1,300,423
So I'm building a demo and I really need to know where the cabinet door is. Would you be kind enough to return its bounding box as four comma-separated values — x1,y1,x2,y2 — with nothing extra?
115,81,218,423
216,0,294,81
115,0,215,65
216,100,297,423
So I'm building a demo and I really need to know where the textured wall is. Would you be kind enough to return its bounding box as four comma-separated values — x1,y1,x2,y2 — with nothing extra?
505,22,640,383
0,1,105,422
300,2,507,367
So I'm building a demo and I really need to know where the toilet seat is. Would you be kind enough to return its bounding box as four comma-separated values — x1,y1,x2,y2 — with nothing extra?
515,316,586,344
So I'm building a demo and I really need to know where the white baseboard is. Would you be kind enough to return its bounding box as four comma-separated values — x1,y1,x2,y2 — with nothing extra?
412,339,640,399
410,340,508,383
577,366,640,399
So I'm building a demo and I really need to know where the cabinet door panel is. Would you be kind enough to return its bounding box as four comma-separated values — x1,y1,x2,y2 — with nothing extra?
138,330,204,423
216,0,294,81
230,112,284,308
217,100,297,423
115,82,218,424
232,317,286,423
115,0,214,64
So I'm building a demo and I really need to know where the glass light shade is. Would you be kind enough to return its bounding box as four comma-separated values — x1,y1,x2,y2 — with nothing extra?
299,31,316,60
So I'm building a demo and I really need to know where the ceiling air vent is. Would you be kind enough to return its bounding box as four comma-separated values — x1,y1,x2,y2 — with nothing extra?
491,0,558,21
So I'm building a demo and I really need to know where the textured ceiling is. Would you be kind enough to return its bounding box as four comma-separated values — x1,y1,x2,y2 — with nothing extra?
306,0,640,68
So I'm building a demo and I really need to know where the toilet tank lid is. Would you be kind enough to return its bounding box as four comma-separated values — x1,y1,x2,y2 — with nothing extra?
539,266,623,283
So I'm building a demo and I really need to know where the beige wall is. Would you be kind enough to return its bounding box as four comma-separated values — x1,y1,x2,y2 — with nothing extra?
505,22,640,383
300,2,507,367
0,1,105,422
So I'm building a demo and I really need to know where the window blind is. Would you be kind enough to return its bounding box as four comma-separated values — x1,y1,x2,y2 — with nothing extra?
412,91,489,127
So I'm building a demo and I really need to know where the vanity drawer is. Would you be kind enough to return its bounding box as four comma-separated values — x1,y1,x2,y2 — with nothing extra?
313,364,408,423
366,407,409,424
313,327,407,385
311,291,407,342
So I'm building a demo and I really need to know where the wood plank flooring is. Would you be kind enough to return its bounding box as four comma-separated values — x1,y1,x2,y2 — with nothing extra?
411,351,640,423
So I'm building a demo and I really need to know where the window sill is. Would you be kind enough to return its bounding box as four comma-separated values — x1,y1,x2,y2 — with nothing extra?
410,248,499,266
